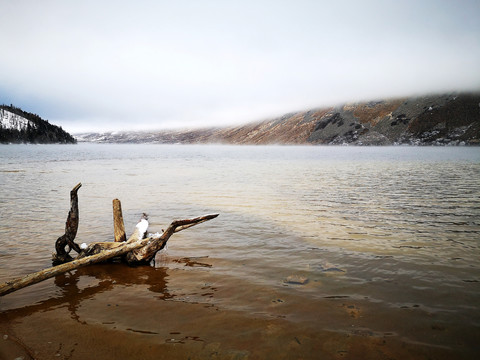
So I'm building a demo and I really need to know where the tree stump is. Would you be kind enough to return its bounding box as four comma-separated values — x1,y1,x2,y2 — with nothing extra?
112,199,126,242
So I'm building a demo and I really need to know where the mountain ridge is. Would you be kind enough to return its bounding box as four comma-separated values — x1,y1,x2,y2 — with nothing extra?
76,93,480,146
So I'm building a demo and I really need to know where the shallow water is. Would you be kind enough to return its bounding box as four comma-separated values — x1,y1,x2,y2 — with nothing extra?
0,144,479,359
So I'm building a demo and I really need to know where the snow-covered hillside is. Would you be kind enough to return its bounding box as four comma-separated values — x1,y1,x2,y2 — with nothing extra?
0,105,76,144
0,108,37,131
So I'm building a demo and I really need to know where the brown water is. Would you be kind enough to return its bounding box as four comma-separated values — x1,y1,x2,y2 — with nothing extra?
1,144,479,359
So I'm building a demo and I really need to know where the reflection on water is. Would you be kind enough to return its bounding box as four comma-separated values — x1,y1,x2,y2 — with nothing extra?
0,144,479,359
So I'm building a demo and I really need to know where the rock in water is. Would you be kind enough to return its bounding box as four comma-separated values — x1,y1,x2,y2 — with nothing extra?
318,261,346,273
284,275,309,285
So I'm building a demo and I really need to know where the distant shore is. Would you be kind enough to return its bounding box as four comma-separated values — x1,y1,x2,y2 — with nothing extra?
74,93,480,146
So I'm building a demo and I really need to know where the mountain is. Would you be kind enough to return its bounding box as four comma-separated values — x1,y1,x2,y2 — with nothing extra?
76,92,480,145
0,105,76,144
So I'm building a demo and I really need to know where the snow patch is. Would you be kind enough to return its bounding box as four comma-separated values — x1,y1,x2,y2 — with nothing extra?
149,231,164,238
0,109,37,131
136,219,149,237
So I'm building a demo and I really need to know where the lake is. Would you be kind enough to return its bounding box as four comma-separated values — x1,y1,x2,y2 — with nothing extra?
1,144,479,359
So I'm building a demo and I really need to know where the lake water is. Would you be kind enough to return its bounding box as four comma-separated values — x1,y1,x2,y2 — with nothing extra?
0,144,479,359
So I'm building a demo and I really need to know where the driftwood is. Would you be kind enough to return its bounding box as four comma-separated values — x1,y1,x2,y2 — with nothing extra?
112,198,126,242
0,183,218,297
52,182,82,264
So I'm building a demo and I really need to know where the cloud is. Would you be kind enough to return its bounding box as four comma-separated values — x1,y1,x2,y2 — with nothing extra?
1,0,479,133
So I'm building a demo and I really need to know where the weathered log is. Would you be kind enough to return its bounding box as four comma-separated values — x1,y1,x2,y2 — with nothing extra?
0,214,218,296
52,183,82,265
78,213,149,258
125,214,219,264
112,199,126,242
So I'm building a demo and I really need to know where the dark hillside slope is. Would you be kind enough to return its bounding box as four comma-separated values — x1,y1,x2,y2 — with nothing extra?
0,105,76,144
307,94,480,145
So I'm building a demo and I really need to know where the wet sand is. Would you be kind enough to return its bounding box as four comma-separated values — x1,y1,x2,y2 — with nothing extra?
1,260,475,360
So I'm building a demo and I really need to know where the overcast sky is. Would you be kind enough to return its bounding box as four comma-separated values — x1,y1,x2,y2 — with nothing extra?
1,0,479,133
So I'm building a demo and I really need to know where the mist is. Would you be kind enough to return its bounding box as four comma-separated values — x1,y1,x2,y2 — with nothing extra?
1,0,479,133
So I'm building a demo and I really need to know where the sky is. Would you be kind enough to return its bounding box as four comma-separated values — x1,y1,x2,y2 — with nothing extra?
0,0,479,133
